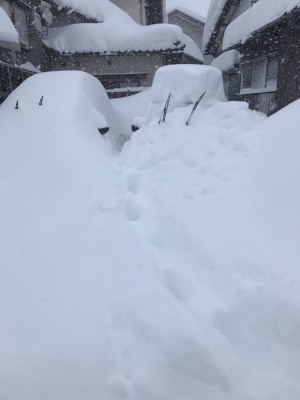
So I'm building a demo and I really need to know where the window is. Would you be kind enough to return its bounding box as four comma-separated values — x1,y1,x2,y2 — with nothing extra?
266,55,279,90
241,55,279,93
252,58,267,89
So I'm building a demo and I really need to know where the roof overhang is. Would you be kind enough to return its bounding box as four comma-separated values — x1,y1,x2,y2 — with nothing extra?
204,0,239,55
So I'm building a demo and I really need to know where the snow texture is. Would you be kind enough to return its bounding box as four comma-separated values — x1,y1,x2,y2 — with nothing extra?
211,49,240,71
44,0,185,54
0,6,19,43
223,0,300,50
1,66,300,400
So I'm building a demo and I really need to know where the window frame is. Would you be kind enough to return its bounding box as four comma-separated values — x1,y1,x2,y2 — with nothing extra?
240,54,279,95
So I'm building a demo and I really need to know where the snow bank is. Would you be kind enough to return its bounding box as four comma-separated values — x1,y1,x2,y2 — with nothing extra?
134,65,226,127
44,0,185,54
211,49,240,71
203,0,227,51
223,0,300,50
2,66,300,400
0,6,19,43
0,70,266,399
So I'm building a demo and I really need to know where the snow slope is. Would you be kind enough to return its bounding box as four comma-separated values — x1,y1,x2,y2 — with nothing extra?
1,68,300,399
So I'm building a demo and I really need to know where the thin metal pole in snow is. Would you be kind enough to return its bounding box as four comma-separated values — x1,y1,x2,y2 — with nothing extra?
15,100,19,110
186,92,206,126
159,93,171,124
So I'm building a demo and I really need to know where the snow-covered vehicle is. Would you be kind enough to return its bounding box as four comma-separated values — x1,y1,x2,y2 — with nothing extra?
132,64,227,130
0,71,127,146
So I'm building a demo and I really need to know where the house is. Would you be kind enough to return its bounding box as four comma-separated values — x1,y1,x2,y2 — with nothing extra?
42,0,203,98
0,0,44,103
168,7,204,51
167,7,211,64
0,0,203,101
204,0,300,116
113,0,166,25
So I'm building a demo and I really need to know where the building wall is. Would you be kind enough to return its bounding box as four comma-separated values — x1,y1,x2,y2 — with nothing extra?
0,0,45,68
47,52,166,87
112,0,144,24
234,19,300,115
168,13,203,50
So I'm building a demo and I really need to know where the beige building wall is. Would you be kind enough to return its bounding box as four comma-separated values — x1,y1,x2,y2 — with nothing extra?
48,53,165,86
111,0,145,25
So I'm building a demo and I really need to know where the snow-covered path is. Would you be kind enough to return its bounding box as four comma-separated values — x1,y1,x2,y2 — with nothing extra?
1,72,300,400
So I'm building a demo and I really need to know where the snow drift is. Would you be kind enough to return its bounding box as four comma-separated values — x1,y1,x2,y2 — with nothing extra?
1,67,300,400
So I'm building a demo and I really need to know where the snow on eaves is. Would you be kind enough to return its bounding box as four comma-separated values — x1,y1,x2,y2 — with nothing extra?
0,7,19,43
44,22,184,54
211,49,240,71
44,0,185,54
183,35,204,62
223,0,300,50
203,0,228,52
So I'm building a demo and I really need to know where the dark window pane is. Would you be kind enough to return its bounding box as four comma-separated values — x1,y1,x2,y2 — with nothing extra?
252,58,267,89
241,61,252,89
266,55,279,90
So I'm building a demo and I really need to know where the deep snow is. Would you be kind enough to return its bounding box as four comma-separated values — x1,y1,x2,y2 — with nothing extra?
1,69,300,400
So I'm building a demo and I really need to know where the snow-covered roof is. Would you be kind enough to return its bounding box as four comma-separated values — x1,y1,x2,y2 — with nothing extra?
0,7,19,43
211,49,240,71
44,0,185,54
168,6,206,23
203,0,228,52
183,34,204,62
223,0,300,50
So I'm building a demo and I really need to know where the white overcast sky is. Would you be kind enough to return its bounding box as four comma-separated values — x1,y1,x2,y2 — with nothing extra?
166,0,212,19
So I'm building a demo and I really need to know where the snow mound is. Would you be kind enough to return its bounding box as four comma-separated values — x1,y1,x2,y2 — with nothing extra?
44,0,185,54
134,65,226,127
0,6,19,43
0,71,127,146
